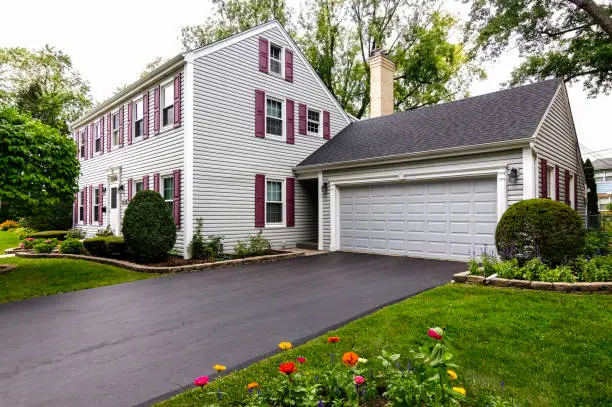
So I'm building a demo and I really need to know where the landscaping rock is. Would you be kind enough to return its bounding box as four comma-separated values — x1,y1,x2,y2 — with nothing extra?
573,282,601,293
508,279,531,289
552,282,574,292
488,278,511,287
466,275,485,284
0,264,16,275
453,271,468,283
530,281,554,291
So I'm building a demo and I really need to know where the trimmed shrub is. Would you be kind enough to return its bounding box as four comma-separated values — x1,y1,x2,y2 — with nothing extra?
33,242,55,253
28,230,68,240
122,190,176,262
83,237,108,257
105,237,127,257
59,239,85,254
65,228,86,239
495,199,585,266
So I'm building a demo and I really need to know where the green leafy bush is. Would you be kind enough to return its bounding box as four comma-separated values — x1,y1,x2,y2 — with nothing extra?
467,257,481,275
521,258,549,281
105,237,127,257
188,218,207,259
233,232,271,258
28,230,68,240
16,227,36,240
493,258,521,279
583,230,610,257
495,199,585,266
481,252,498,276
65,228,86,239
59,239,84,254
83,237,108,257
205,235,224,261
33,242,55,253
573,255,612,282
122,190,176,263
540,266,576,283
22,238,43,249
95,225,114,237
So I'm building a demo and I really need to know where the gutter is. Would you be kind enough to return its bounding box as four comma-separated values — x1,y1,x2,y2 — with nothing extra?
293,137,532,173
70,54,185,129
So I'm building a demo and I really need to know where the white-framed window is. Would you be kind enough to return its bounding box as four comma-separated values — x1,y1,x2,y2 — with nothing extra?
162,176,174,215
111,112,120,146
265,179,284,225
135,180,144,194
93,187,100,222
79,190,85,222
161,81,174,128
307,108,321,135
269,43,283,76
569,174,575,209
547,166,555,200
80,131,86,158
94,122,101,153
266,97,283,137
133,99,144,138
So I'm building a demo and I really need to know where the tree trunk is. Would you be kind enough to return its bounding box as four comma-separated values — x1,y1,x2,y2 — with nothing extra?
566,0,612,38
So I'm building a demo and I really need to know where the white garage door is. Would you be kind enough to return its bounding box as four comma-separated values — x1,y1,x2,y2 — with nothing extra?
339,178,497,260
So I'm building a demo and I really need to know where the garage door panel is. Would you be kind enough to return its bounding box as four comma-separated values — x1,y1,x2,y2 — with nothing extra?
339,178,497,261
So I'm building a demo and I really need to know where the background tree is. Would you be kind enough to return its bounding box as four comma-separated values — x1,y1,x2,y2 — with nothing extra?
466,0,612,96
0,106,79,225
0,45,92,134
583,158,600,215
180,0,480,118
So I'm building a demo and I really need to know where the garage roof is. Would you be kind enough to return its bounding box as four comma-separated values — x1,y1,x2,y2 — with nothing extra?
298,79,561,167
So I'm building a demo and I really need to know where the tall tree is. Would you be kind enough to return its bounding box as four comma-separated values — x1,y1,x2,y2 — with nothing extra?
583,158,599,215
0,45,92,134
466,0,612,96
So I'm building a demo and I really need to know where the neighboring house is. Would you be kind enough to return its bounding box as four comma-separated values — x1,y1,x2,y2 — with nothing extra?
592,158,612,213
71,21,586,261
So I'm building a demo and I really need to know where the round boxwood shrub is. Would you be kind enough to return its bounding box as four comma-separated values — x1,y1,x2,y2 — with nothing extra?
495,198,585,266
59,238,85,254
122,190,176,262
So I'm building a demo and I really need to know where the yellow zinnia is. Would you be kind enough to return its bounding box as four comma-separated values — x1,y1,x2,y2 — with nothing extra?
447,370,457,380
452,387,466,395
278,341,293,351
213,364,227,372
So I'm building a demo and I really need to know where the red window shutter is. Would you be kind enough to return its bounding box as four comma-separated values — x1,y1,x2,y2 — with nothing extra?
143,175,149,190
73,193,78,226
540,159,547,198
255,174,265,227
99,118,104,155
154,86,160,135
127,178,133,201
285,49,293,82
83,127,88,160
286,99,294,144
286,177,295,227
259,37,268,73
119,106,124,147
173,169,181,228
143,92,149,139
90,123,94,157
574,175,578,210
127,102,133,145
323,111,330,140
107,113,112,151
173,73,181,128
255,89,265,138
298,103,307,135
564,170,570,205
154,173,160,193
98,183,104,224
83,188,87,224
74,132,79,160
555,165,560,201
89,185,93,225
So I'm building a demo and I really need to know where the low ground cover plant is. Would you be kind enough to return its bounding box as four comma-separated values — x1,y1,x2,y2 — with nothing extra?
0,220,19,231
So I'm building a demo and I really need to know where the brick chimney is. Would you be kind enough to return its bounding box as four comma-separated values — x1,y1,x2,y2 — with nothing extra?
369,48,395,118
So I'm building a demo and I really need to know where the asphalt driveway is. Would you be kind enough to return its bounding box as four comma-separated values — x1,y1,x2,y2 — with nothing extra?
0,252,464,406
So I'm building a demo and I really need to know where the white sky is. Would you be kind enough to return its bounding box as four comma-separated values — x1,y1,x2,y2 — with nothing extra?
1,0,610,161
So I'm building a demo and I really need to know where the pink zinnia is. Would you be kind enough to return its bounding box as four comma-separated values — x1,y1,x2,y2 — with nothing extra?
296,357,306,364
19,243,25,248
354,375,365,385
193,376,209,387
428,328,443,340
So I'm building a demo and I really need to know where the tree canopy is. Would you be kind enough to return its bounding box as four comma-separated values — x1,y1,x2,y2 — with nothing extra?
180,0,481,118
0,45,92,134
466,0,612,97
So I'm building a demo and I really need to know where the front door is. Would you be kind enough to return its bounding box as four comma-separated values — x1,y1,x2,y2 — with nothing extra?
109,183,120,235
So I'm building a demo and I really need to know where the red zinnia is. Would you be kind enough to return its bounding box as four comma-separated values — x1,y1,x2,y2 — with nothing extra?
279,362,298,375
327,336,340,343
296,357,307,363
427,328,443,341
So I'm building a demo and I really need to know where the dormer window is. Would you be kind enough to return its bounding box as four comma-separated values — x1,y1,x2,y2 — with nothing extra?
269,43,282,75
133,99,144,138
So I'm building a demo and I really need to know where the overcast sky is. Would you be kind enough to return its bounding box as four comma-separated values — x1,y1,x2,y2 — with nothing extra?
2,0,610,161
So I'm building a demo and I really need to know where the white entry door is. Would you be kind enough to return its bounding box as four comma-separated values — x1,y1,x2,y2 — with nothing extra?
338,178,498,261
108,183,120,235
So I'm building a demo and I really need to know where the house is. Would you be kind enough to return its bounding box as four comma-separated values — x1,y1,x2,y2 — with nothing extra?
71,21,586,261
591,158,612,213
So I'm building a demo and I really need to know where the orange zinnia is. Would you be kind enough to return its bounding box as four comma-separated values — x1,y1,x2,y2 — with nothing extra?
327,336,340,343
342,351,359,367
279,362,298,375
247,382,259,389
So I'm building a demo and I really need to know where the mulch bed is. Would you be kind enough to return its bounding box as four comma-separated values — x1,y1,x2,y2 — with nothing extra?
139,250,286,267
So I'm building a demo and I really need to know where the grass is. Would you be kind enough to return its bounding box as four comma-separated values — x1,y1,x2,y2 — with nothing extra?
158,284,611,407
0,257,157,303
0,230,20,252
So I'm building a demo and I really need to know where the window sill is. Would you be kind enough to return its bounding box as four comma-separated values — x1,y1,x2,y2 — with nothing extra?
265,223,287,228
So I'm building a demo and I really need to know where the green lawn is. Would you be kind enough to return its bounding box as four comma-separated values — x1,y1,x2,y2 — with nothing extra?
0,230,20,252
0,257,157,303
159,285,611,407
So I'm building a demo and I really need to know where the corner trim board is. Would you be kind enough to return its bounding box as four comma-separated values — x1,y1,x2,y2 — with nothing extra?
183,60,195,258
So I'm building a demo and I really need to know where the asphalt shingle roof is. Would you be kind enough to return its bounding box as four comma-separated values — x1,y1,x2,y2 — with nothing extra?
299,79,561,167
591,158,612,170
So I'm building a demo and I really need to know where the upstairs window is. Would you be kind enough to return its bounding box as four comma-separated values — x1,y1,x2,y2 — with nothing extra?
133,99,144,138
266,97,283,137
266,180,283,224
547,166,555,200
80,131,86,158
307,108,320,135
269,43,282,75
94,122,101,153
79,190,85,222
569,174,575,209
162,82,174,128
163,176,174,215
93,187,100,222
111,112,120,145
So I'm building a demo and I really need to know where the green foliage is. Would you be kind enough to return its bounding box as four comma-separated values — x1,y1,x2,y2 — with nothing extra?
19,200,74,231
572,255,612,282
583,230,610,256
33,242,55,253
188,218,207,259
95,225,114,237
59,238,84,254
0,45,92,134
122,190,176,262
105,237,127,257
540,265,577,283
234,232,272,258
65,228,85,239
466,0,612,97
492,255,611,282
83,237,108,257
22,238,42,250
0,107,79,220
28,230,68,240
495,198,585,266
467,257,480,275
82,236,126,258
520,258,549,281
481,251,498,276
493,258,522,280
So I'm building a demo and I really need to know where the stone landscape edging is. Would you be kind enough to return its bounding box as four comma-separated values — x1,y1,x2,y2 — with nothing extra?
15,251,305,273
0,264,17,275
453,271,611,293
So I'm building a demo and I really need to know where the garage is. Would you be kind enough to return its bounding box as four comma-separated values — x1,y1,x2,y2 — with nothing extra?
338,178,498,260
